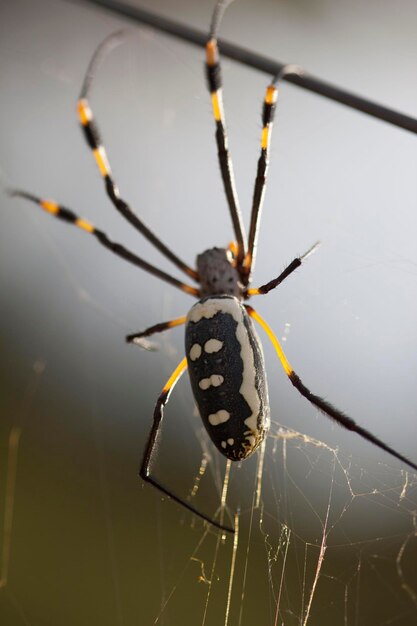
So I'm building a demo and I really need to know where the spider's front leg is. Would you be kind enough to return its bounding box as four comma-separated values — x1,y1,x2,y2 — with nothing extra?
8,191,199,297
78,30,198,281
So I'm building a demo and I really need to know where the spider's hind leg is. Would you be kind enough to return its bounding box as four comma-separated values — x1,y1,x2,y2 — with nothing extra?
140,356,235,533
246,305,417,474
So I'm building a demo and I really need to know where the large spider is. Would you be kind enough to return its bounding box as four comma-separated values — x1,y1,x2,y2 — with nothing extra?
9,0,417,533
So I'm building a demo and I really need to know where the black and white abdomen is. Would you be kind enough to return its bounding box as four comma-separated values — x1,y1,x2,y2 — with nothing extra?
185,295,270,461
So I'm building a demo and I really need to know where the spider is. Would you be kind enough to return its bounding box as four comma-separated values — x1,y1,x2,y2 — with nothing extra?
9,0,417,533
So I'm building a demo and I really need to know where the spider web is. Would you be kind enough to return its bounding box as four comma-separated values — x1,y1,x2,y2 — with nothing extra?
1,0,417,625
141,408,417,626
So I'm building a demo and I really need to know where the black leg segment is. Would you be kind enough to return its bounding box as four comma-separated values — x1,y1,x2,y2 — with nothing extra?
140,357,235,533
247,305,417,473
126,316,186,345
246,242,319,297
78,31,198,281
10,190,199,297
205,3,247,268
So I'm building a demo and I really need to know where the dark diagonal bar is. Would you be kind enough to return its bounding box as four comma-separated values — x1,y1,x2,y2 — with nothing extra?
81,0,417,134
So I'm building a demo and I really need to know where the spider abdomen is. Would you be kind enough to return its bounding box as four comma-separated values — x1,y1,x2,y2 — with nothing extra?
185,295,270,461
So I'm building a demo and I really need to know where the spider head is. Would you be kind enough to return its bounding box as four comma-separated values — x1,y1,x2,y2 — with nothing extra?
197,247,243,298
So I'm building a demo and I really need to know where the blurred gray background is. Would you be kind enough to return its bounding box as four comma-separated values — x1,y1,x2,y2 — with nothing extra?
1,0,417,624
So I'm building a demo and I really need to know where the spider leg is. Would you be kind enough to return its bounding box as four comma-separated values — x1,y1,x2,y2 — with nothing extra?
206,1,247,268
246,242,320,297
244,64,304,285
126,316,187,350
78,31,198,281
140,357,235,533
246,305,417,473
244,83,278,283
9,191,199,297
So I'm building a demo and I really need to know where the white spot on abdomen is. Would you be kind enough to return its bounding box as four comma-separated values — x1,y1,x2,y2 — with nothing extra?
199,374,224,390
208,409,230,425
189,343,202,361
204,338,223,353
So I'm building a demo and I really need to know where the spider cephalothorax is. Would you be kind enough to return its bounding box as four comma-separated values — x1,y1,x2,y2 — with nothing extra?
197,247,243,298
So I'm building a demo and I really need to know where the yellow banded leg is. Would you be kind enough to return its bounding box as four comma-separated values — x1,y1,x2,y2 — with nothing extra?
77,98,112,178
205,37,246,268
140,356,235,533
140,357,188,480
246,305,417,473
244,84,278,282
9,190,199,297
76,31,198,281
